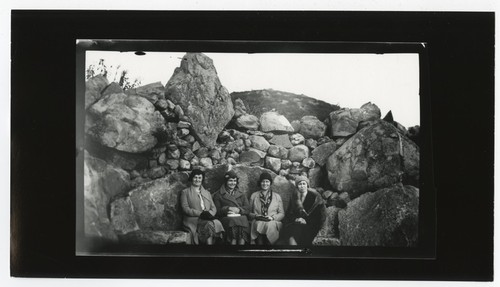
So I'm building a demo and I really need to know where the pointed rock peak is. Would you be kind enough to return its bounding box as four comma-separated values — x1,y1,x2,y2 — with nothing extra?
180,53,216,74
383,110,394,123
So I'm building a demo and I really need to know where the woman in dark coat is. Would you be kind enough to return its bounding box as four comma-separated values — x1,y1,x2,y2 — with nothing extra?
213,171,251,245
180,169,224,245
249,172,285,245
282,176,326,245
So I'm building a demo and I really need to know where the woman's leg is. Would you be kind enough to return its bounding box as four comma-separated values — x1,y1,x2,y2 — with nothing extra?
238,238,246,245
231,238,237,245
206,236,214,245
289,236,298,245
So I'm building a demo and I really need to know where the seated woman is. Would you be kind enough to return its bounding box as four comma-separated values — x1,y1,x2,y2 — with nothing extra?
282,176,326,245
213,171,251,245
249,172,284,245
180,169,224,245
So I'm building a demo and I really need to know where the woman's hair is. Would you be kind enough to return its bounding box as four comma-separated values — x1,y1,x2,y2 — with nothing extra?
188,169,205,182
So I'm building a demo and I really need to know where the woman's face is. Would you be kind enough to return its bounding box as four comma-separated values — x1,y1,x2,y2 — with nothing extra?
260,179,271,191
226,178,237,190
297,181,308,193
191,174,203,187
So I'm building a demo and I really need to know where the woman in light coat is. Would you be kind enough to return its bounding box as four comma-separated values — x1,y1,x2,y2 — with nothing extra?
249,172,284,245
180,169,224,245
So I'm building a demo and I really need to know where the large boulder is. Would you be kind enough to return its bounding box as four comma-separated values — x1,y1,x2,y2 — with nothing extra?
84,151,131,241
235,114,260,131
311,141,337,167
164,53,234,147
338,184,419,247
329,102,381,138
110,172,190,231
124,82,165,105
86,93,166,153
259,111,294,133
270,175,296,213
326,120,419,199
85,75,109,109
299,116,327,139
85,138,148,171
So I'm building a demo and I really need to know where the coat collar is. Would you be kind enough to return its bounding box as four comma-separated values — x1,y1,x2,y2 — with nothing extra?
219,184,244,198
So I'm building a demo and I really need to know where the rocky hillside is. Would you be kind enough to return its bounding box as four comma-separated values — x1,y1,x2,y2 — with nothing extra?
83,52,420,248
231,89,340,122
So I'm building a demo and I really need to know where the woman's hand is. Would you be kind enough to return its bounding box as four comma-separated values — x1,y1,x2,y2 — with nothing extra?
228,207,240,214
295,217,307,224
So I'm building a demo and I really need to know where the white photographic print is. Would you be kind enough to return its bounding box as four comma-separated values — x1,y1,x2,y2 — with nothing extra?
78,45,421,255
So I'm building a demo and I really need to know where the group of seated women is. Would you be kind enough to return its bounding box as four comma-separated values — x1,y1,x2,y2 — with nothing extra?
180,169,326,245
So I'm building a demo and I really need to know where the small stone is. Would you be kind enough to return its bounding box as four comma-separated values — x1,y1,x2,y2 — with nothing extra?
305,138,317,150
209,149,221,161
180,148,195,161
249,135,270,152
227,158,237,165
263,133,274,140
265,156,281,173
269,134,293,149
149,159,158,168
184,134,196,144
218,130,232,142
179,159,191,170
177,121,191,129
279,169,289,177
190,156,200,167
192,141,200,152
302,158,316,169
149,167,166,179
175,138,190,148
290,133,305,145
322,190,334,200
244,139,252,147
167,149,180,159
228,151,240,160
174,105,184,117
158,153,167,165
317,136,333,146
289,162,304,174
165,159,179,170
167,144,178,151
178,128,190,137
155,99,169,111
196,147,209,158
166,99,176,110
288,144,310,162
291,120,301,132
130,170,141,179
200,157,213,168
281,159,292,169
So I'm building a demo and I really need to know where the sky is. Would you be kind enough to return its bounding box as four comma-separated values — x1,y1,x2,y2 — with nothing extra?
86,51,420,128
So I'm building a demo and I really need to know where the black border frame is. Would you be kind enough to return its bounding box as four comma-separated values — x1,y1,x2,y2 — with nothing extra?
11,11,494,280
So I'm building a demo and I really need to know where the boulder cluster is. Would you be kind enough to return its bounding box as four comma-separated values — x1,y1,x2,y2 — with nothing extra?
83,52,420,247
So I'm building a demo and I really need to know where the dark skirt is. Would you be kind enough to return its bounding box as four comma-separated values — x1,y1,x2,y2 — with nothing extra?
220,215,250,243
282,222,320,245
197,219,224,243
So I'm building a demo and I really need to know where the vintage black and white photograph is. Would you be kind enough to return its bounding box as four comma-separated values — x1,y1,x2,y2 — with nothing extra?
77,42,423,256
